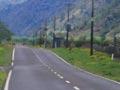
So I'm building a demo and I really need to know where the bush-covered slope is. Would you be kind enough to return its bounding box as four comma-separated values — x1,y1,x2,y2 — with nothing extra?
54,0,120,40
0,22,12,43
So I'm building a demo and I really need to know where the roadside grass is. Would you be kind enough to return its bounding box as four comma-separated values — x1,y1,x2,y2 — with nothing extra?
0,45,12,66
0,72,7,89
0,44,12,89
52,48,120,82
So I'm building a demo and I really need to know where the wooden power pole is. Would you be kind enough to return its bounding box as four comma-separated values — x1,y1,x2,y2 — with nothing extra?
66,3,70,48
52,16,56,48
90,0,94,55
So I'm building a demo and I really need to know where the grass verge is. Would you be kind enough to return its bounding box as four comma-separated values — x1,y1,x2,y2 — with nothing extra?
0,72,7,89
52,48,120,82
0,44,12,89
0,45,12,66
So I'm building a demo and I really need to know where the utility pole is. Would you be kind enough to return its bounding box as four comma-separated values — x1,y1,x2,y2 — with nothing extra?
44,19,48,48
113,32,117,51
111,32,117,60
90,0,94,55
35,31,38,45
32,31,37,46
52,16,56,48
32,31,35,46
66,3,70,48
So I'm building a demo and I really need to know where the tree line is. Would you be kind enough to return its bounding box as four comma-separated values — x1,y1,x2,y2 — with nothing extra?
0,22,12,43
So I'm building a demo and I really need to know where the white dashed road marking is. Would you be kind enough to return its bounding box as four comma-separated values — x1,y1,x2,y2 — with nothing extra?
57,74,61,77
73,86,80,90
65,80,71,84
56,74,64,79
54,72,57,74
48,67,51,69
33,49,81,90
59,76,64,79
51,69,53,72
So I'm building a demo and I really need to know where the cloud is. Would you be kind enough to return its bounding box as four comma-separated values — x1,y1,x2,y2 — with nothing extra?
8,0,28,4
0,0,10,10
0,0,28,10
0,0,9,4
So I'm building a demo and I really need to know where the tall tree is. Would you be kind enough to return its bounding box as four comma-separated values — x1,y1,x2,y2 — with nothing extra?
0,22,12,43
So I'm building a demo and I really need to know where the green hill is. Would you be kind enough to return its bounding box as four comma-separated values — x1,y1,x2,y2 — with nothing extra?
0,22,12,43
47,0,120,42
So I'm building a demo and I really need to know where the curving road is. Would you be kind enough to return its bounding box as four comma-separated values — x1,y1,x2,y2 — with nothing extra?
8,45,120,90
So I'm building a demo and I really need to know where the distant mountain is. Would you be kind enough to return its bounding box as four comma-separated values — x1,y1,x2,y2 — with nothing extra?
0,0,75,36
0,0,120,39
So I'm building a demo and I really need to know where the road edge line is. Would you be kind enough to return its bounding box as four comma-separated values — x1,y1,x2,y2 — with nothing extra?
51,51,120,85
4,70,12,90
4,48,15,90
12,48,15,61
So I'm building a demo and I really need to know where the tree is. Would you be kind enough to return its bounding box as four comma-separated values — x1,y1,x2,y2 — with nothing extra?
0,22,12,43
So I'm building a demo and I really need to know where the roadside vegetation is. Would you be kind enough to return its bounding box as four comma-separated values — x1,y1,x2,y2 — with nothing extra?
0,72,7,89
0,22,12,44
0,45,12,66
52,48,120,82
0,45,13,89
0,21,13,89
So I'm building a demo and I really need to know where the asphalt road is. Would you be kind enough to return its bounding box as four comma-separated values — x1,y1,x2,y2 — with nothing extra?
8,45,120,90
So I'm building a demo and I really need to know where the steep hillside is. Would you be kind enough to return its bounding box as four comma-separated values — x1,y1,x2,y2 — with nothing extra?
0,0,76,35
51,0,120,40
0,0,120,39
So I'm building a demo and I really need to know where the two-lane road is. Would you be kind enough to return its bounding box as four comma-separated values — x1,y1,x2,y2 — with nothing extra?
7,45,120,90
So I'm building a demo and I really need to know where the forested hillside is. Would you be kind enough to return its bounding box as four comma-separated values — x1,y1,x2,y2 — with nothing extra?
0,0,75,35
0,0,119,39
0,22,12,43
50,0,120,42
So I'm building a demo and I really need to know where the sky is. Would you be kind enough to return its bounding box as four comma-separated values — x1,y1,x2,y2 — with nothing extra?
8,0,28,4
0,0,27,6
0,0,27,10
0,0,9,10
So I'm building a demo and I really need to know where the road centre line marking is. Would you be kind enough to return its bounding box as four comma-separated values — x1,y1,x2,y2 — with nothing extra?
54,72,57,74
73,86,80,90
57,74,61,77
37,49,83,90
65,80,71,84
48,67,51,69
51,69,53,72
57,74,64,79
59,76,64,79
32,49,66,81
32,50,47,66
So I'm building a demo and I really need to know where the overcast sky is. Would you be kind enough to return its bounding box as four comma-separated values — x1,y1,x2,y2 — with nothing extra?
0,0,27,5
9,0,28,4
0,0,27,10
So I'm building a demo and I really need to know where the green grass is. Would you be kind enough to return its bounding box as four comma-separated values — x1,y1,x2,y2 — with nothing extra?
0,72,7,89
0,45,12,89
52,48,120,82
0,45,12,66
